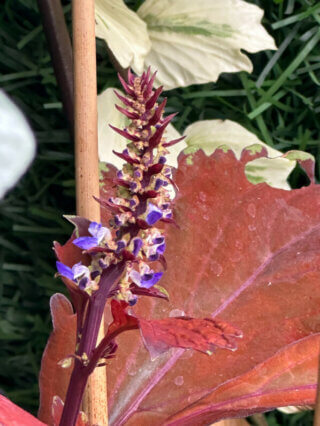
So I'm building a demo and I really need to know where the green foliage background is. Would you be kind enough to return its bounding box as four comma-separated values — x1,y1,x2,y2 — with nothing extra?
0,0,319,424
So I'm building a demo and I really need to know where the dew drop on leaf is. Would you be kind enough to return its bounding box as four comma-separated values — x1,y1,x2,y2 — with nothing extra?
210,262,223,276
174,376,184,386
235,240,243,250
199,191,207,202
169,309,185,317
247,203,256,218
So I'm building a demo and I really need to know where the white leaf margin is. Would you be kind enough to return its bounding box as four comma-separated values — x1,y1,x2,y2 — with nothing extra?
95,0,151,74
0,91,36,199
95,0,276,90
136,0,277,90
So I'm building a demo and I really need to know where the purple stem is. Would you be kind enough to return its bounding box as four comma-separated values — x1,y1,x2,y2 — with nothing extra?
58,359,89,426
59,263,125,426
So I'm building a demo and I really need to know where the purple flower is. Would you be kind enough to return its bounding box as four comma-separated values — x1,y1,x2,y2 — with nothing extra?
148,242,166,261
73,221,110,250
153,236,164,245
155,179,164,191
132,238,143,257
116,240,126,253
56,261,90,283
130,268,163,289
157,243,166,254
145,203,163,225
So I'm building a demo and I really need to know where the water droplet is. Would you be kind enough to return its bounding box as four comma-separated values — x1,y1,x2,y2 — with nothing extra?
187,395,193,403
235,240,243,250
203,214,209,221
210,262,223,276
169,309,185,317
199,191,207,202
248,224,256,232
128,367,137,376
181,349,193,360
174,376,184,386
247,203,256,218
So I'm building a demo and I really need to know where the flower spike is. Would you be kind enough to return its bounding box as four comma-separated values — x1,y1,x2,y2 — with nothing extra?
54,69,242,424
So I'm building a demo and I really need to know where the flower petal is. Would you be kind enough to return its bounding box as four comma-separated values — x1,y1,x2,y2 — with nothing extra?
72,263,90,280
73,236,99,250
157,243,166,254
141,271,163,288
88,221,110,243
56,261,75,281
132,238,143,257
129,269,142,286
146,203,163,225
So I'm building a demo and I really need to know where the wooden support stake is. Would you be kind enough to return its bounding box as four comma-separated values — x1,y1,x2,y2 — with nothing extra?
314,346,320,426
73,1,108,425
214,419,251,426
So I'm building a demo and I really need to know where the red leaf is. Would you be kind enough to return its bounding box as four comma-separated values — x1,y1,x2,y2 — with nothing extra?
108,300,139,336
139,316,242,359
106,149,320,425
38,294,76,425
165,335,319,425
54,216,91,268
52,396,88,426
0,395,46,425
39,148,320,425
107,301,240,358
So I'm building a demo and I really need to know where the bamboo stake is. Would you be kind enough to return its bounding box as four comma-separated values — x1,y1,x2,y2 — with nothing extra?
314,345,320,426
72,1,108,425
214,419,250,426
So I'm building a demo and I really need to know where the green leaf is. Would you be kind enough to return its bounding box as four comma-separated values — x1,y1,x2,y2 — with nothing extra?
137,0,276,90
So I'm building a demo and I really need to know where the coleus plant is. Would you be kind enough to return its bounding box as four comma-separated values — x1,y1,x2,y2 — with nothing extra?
45,70,242,425
2,69,320,425
37,69,320,426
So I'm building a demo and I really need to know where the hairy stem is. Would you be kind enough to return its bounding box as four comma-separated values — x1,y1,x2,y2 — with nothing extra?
60,264,125,425
59,360,89,426
59,297,104,426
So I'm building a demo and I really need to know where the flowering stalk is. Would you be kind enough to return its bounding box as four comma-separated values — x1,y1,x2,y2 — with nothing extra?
55,69,241,426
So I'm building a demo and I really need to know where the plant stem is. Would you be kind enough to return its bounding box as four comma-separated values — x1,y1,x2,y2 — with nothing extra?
37,0,73,127
59,263,126,425
59,361,89,426
59,297,104,426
